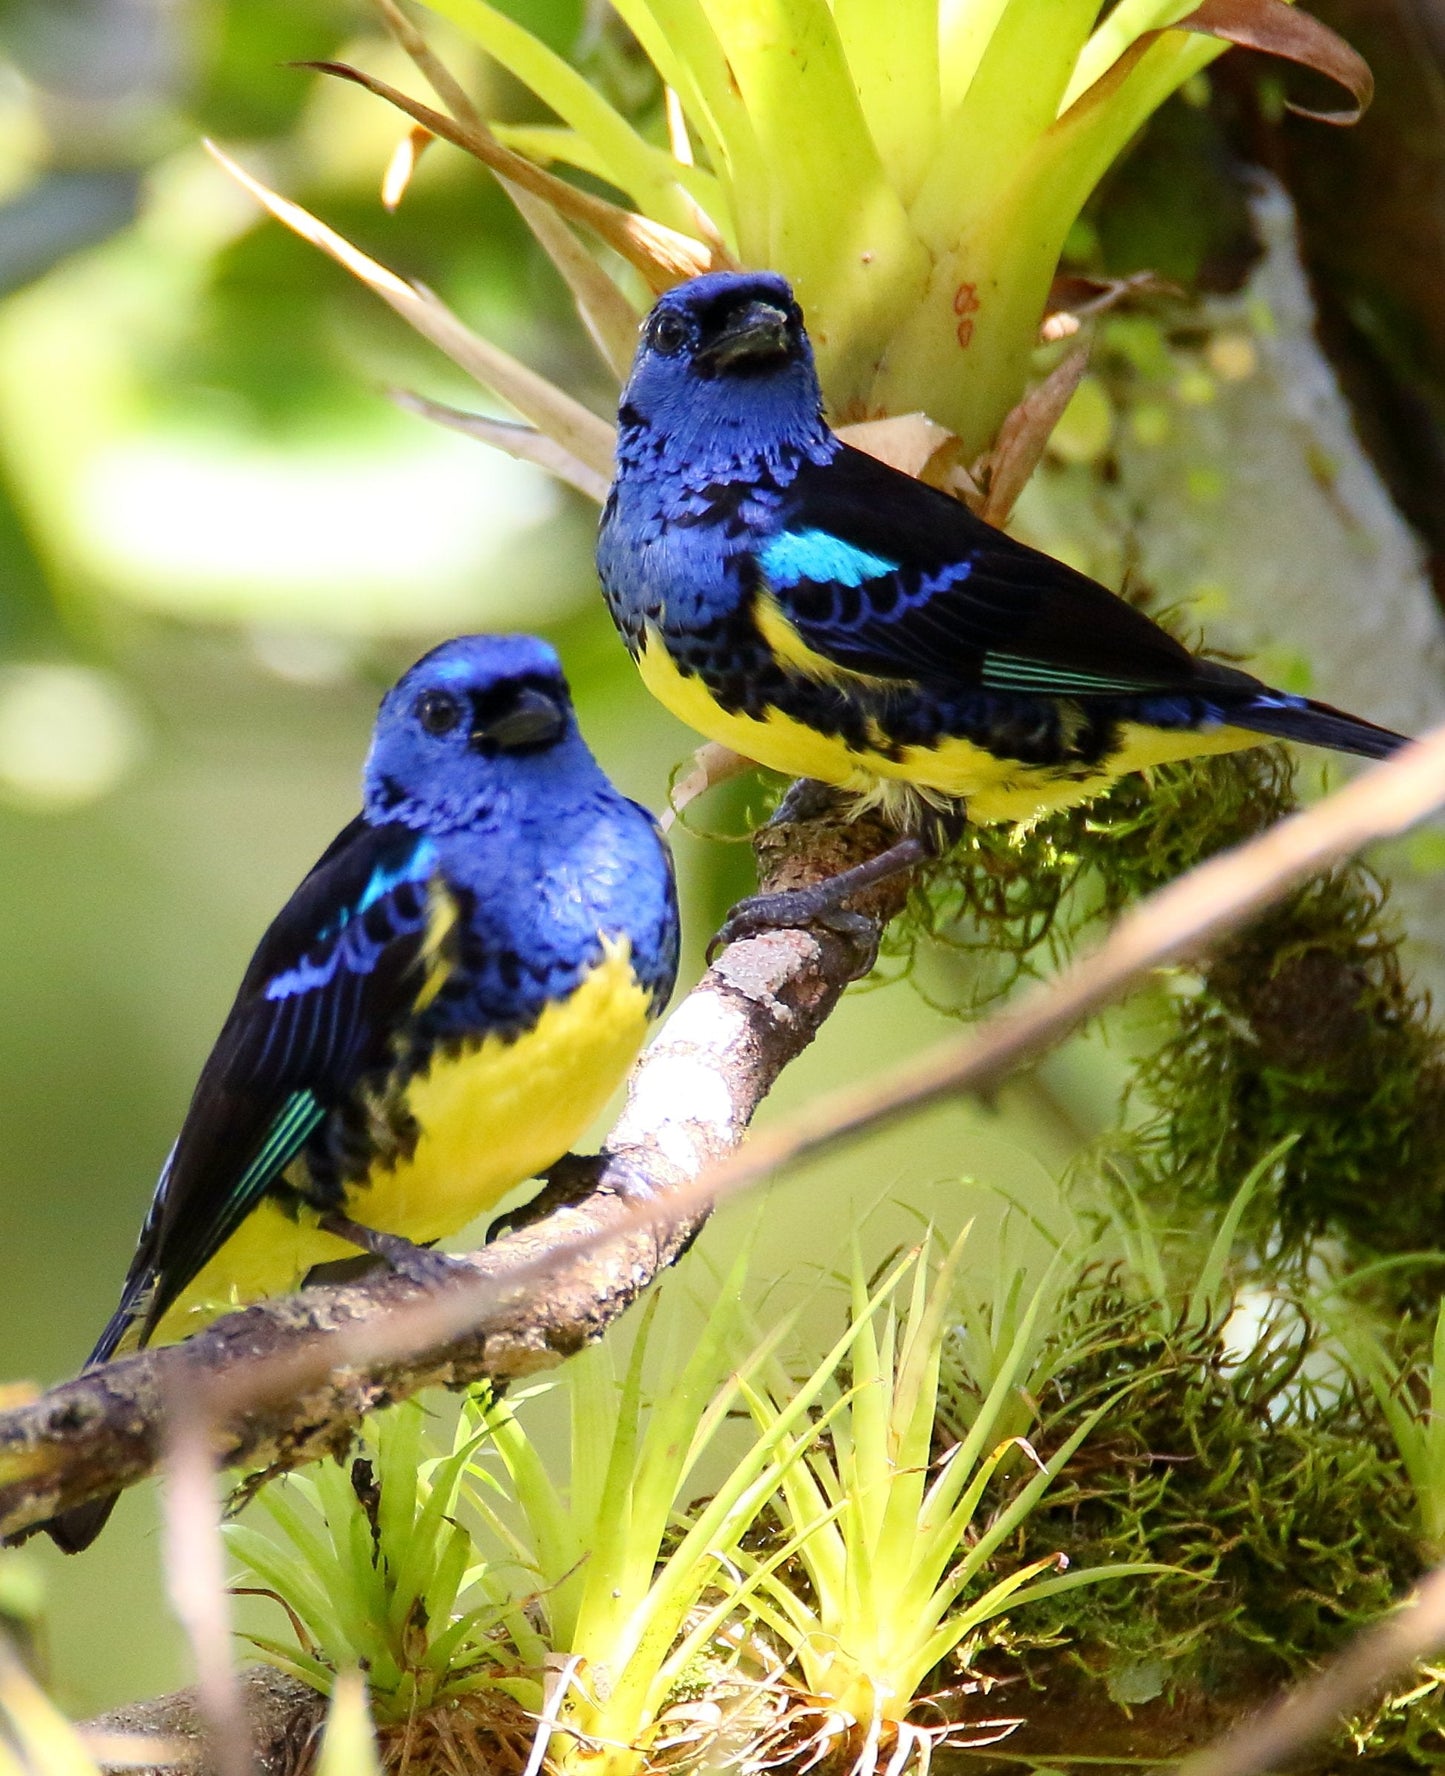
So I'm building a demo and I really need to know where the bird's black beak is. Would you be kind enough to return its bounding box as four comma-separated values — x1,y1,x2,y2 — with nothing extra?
696,300,794,374
471,686,567,753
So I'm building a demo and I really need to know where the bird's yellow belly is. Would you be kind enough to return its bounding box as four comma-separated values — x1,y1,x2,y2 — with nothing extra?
636,632,1258,825
149,939,653,1345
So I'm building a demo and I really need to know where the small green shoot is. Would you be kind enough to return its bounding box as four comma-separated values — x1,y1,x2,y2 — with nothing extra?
316,1672,384,1776
460,1244,861,1776
736,1230,1158,1775
225,1398,522,1722
1329,1297,1445,1559
1112,1135,1292,1330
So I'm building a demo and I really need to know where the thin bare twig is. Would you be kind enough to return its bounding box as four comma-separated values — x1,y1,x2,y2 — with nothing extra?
5,731,1445,1539
162,1372,253,1776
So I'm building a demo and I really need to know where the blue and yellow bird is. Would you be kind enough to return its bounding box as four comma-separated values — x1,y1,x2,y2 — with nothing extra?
42,634,678,1551
598,270,1407,918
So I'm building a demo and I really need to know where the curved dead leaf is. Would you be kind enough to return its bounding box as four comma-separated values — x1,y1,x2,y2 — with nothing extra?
389,390,612,503
1062,0,1371,132
980,346,1091,525
298,60,723,289
1180,0,1373,124
664,742,755,826
207,143,617,481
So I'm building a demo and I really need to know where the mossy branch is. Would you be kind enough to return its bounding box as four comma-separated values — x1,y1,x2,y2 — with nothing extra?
0,807,911,1543
6,732,1445,1544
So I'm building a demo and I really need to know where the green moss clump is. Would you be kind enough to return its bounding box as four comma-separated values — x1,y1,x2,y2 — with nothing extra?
884,739,1445,1268
1133,861,1445,1262
948,1269,1442,1769
886,746,1295,1014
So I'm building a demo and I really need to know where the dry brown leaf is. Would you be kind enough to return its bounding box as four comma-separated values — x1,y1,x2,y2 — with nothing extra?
836,412,959,479
382,124,433,210
299,60,722,290
207,143,617,482
1063,0,1372,131
980,345,1091,525
389,389,612,502
1181,0,1373,123
664,742,756,827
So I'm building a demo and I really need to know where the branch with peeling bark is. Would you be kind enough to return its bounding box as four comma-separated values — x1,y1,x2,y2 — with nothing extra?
23,722,1445,1776
0,806,909,1543
9,728,1445,1549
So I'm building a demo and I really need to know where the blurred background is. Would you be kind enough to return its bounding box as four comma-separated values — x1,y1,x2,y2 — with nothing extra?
2,0,1445,1719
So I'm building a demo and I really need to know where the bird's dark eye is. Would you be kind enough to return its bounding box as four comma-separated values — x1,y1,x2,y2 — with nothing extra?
415,689,462,736
649,311,689,356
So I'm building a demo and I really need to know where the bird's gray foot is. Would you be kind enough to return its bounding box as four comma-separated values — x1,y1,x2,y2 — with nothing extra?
487,1150,661,1244
768,776,848,826
706,833,935,976
319,1211,468,1287
486,1152,604,1241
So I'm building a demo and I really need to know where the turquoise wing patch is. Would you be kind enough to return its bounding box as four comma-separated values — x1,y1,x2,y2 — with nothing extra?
979,654,1164,695
760,528,897,590
194,1089,325,1261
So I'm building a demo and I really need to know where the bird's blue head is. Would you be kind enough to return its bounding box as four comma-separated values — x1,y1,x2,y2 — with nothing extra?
364,634,603,831
618,271,830,468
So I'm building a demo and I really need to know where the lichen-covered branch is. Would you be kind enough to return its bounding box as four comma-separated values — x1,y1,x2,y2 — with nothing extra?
7,728,1445,1776
9,726,1445,1545
0,805,910,1544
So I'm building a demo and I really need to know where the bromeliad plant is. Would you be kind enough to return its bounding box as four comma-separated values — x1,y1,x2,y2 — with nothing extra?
224,1397,530,1724
227,1245,886,1776
221,1235,1145,1776
455,1246,879,1776
219,0,1371,508
733,1231,1158,1776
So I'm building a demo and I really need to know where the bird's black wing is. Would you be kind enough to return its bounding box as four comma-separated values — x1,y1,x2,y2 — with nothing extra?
101,816,444,1355
766,444,1245,698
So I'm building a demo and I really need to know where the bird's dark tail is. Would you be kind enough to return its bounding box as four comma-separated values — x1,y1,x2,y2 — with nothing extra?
1232,694,1409,762
30,1294,145,1553
41,1493,121,1555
